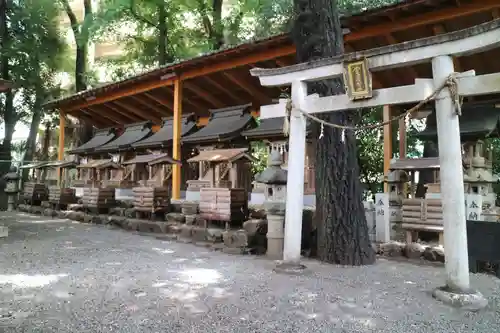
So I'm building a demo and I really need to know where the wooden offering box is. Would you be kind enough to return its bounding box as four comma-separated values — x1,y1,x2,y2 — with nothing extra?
199,188,248,223
82,187,115,211
125,153,180,216
22,182,48,204
49,188,76,206
133,187,171,213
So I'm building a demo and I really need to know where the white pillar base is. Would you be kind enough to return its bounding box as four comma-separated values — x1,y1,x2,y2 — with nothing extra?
432,287,488,311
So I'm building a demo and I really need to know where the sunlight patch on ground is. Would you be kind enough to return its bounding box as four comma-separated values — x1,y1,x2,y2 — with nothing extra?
152,247,175,254
180,268,222,285
0,273,68,289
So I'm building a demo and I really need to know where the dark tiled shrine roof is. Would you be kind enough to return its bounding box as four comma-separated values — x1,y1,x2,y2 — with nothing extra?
241,117,285,139
94,121,153,153
122,153,180,165
182,104,256,144
132,113,197,150
69,128,117,155
418,105,500,142
242,116,312,140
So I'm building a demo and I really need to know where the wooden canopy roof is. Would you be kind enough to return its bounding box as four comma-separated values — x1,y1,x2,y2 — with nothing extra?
45,0,500,128
122,153,181,165
187,148,255,163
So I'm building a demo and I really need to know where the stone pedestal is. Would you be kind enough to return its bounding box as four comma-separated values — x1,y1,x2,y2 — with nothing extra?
266,212,285,260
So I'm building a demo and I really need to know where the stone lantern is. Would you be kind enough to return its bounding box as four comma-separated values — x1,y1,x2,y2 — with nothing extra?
255,150,287,259
3,165,20,212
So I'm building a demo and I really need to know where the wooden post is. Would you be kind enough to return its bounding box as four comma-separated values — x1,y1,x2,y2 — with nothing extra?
58,111,66,185
398,115,407,158
383,105,392,192
172,79,182,199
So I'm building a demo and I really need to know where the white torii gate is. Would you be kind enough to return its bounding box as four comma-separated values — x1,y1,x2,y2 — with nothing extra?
251,19,500,308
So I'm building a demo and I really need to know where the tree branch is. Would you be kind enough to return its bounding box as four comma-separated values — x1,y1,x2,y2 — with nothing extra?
129,0,158,29
60,0,80,38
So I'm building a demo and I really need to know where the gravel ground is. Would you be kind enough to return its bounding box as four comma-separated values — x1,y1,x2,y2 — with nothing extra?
0,211,499,333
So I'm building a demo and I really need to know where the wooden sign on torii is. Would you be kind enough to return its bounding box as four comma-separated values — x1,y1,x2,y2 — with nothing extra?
250,19,500,309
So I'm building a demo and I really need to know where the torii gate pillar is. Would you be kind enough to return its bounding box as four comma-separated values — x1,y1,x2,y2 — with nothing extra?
431,56,469,291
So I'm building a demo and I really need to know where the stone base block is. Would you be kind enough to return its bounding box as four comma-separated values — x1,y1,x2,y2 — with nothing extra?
432,287,488,311
0,226,8,238
223,230,248,248
273,261,310,276
179,224,193,239
266,238,284,260
222,247,249,255
166,212,185,224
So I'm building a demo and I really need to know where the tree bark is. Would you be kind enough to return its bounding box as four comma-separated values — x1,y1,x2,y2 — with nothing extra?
63,0,93,145
22,92,44,183
0,0,13,174
157,3,167,65
292,0,375,265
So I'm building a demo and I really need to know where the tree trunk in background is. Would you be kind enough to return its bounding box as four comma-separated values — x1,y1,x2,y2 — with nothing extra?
40,124,51,182
211,0,224,50
0,0,13,174
158,3,167,65
22,93,44,183
64,0,94,146
292,0,375,265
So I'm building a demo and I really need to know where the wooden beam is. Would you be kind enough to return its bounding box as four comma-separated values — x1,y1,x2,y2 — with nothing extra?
101,103,142,122
62,44,295,112
399,117,406,158
493,8,499,19
344,0,500,42
143,92,173,111
184,82,224,108
113,100,162,123
79,109,111,128
144,92,174,112
221,71,272,104
86,106,123,124
202,75,241,104
58,111,65,184
130,95,170,116
150,89,206,113
383,105,392,192
65,76,176,112
172,79,182,200
91,104,136,123
180,44,296,81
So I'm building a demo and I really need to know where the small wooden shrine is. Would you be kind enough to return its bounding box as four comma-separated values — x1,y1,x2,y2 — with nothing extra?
123,153,181,217
92,121,153,188
131,113,198,189
242,115,316,201
40,159,78,207
19,162,49,205
182,103,256,224
77,159,121,212
385,104,500,242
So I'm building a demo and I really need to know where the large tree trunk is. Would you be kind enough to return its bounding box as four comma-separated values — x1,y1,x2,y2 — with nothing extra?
211,0,224,50
292,0,375,265
22,94,44,183
0,0,13,174
157,3,167,65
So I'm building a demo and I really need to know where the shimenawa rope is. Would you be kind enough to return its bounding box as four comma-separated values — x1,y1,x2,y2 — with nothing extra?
282,73,461,138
